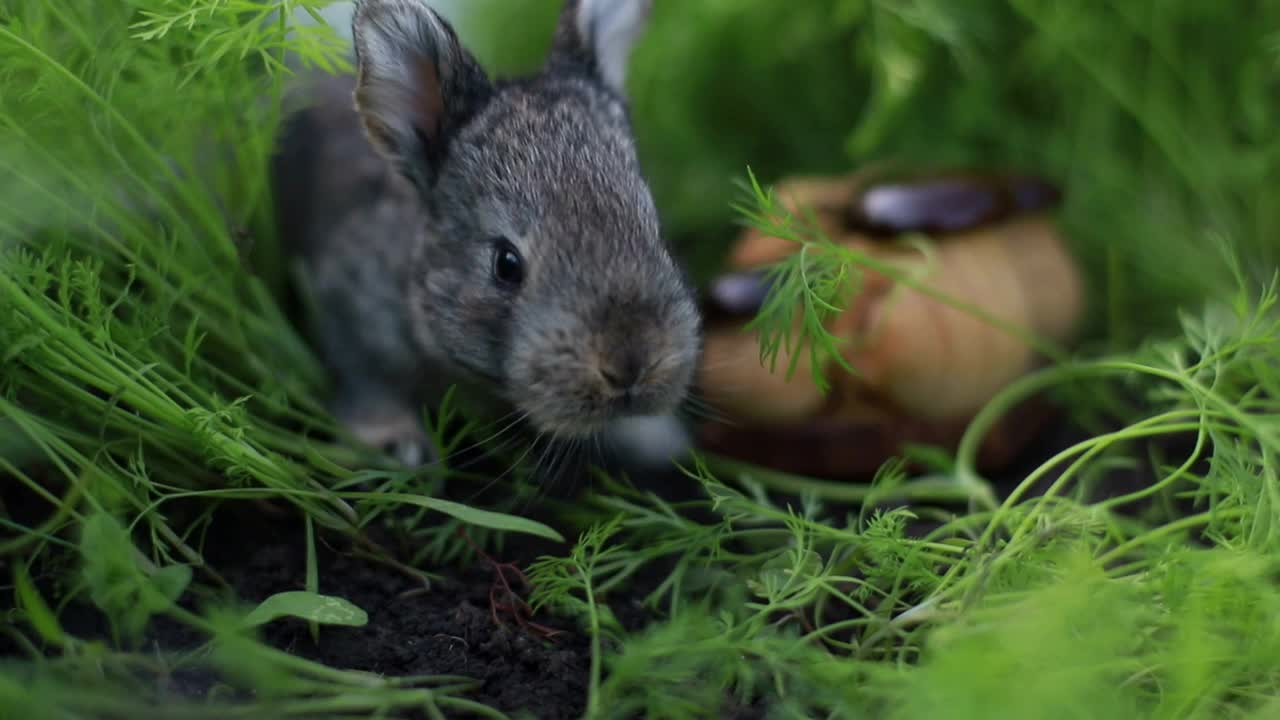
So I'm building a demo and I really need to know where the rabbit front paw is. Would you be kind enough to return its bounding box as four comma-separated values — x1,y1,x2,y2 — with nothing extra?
334,391,436,467
350,414,436,467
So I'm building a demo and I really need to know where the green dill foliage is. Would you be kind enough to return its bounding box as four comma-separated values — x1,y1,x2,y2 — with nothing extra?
728,169,859,393
514,153,1280,715
533,276,1280,719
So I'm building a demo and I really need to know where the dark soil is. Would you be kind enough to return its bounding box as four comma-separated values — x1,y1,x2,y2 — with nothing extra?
0,408,1196,719
0,463,682,719
207,506,606,719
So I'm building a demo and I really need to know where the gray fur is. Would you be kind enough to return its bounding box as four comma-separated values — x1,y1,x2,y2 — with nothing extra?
274,0,701,468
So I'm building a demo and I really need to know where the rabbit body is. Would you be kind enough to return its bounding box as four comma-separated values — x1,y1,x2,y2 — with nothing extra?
273,0,701,469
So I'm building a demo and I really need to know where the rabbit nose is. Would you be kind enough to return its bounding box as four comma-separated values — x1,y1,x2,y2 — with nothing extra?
601,353,643,393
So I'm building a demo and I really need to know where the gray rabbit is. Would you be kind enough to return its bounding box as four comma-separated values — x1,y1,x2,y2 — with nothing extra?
272,0,702,473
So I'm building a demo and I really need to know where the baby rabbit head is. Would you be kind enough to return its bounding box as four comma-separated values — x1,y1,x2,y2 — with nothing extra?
351,0,701,438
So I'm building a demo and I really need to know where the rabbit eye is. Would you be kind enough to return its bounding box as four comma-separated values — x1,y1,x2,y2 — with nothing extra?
491,238,524,287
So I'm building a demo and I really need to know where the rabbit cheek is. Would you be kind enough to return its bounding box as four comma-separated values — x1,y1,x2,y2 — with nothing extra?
406,263,501,382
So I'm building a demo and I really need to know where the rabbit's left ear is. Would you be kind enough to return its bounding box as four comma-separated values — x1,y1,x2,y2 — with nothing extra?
547,0,652,95
352,0,492,189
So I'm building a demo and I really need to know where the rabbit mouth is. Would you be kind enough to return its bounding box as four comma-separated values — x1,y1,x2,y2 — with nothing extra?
521,413,612,440
514,385,687,440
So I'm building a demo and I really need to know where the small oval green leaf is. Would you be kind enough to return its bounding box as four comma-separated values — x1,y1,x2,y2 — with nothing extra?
242,591,369,629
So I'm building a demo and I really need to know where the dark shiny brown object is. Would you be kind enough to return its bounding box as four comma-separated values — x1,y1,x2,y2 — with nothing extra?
704,172,1064,320
845,171,1062,238
695,168,1076,482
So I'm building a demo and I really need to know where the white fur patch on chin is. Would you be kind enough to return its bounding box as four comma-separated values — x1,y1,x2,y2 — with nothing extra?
602,414,692,471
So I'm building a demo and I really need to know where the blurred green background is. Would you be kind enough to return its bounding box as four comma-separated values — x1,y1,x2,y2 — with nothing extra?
432,0,1280,350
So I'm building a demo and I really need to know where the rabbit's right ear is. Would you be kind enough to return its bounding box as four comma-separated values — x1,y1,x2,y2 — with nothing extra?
351,0,491,189
548,0,652,95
